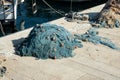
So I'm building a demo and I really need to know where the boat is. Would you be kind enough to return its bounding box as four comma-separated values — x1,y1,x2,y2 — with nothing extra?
0,0,18,36
0,0,18,22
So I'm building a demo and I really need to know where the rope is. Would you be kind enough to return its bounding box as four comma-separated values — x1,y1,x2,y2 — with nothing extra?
32,0,37,14
42,0,65,16
0,21,5,36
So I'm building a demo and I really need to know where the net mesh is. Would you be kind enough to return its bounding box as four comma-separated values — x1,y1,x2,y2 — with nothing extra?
16,23,83,59
16,23,120,59
75,28,120,50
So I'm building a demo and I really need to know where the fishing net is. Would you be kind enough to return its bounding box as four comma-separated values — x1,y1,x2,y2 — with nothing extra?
16,23,120,59
75,28,120,50
16,23,83,59
97,0,120,28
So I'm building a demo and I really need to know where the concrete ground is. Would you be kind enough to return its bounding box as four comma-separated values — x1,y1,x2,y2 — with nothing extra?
0,4,120,80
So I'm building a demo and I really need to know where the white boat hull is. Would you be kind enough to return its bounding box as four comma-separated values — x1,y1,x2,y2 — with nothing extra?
0,0,17,20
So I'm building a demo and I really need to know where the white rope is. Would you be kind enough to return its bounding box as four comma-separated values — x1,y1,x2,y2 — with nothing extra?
42,0,64,16
0,21,5,36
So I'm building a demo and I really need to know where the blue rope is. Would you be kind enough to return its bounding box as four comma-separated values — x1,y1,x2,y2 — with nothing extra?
75,28,120,50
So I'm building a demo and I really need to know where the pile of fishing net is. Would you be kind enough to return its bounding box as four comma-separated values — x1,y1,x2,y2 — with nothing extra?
75,28,120,50
16,23,83,59
16,23,120,59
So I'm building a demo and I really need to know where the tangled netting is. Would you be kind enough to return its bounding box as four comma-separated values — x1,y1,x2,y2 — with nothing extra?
75,28,120,50
96,19,120,28
16,23,83,59
16,23,120,59
97,0,120,28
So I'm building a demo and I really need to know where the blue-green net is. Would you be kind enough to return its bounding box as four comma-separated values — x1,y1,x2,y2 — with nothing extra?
75,28,120,50
16,23,120,59
16,23,83,59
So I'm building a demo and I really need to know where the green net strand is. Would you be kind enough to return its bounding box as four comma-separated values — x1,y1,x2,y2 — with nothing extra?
75,28,120,50
16,23,83,59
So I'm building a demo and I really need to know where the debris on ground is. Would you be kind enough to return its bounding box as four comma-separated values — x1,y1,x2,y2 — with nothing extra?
0,55,7,78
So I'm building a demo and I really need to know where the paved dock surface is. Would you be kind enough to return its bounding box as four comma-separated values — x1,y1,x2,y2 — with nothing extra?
0,4,120,80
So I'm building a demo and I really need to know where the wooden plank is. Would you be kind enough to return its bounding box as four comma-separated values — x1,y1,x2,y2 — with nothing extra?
78,74,104,80
3,55,86,80
70,55,120,79
0,28,32,56
59,58,120,80
72,28,120,69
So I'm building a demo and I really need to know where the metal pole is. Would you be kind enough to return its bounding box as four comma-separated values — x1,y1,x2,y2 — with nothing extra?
13,0,15,26
2,1,5,21
13,0,18,32
0,21,5,36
